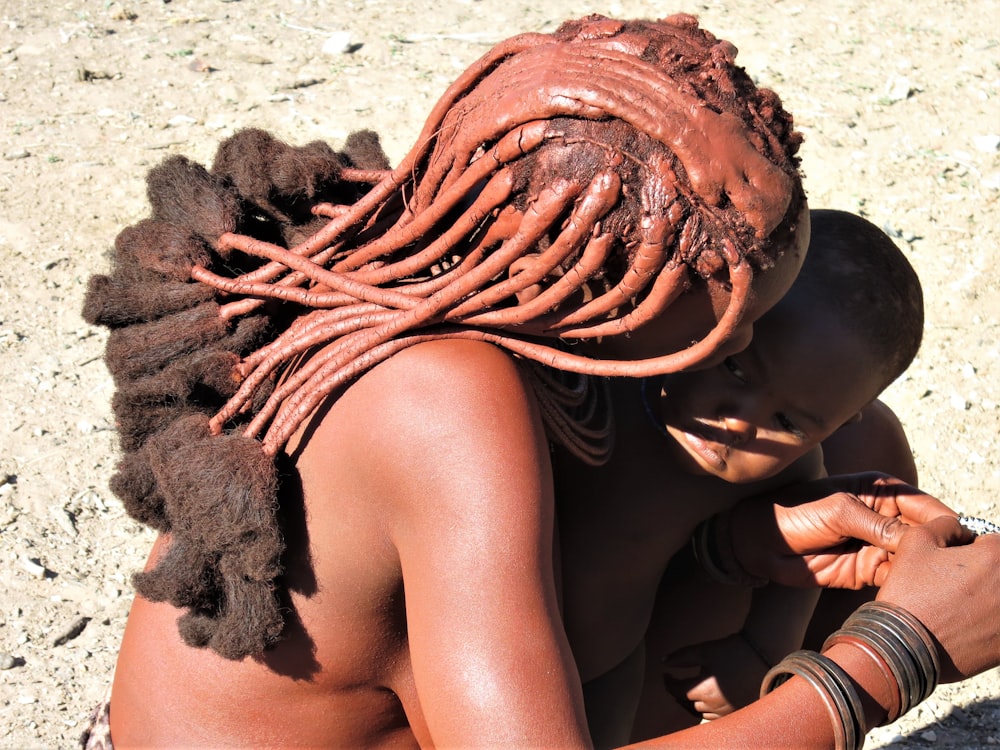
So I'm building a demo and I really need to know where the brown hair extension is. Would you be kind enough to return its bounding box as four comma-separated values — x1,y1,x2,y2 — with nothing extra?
84,14,805,659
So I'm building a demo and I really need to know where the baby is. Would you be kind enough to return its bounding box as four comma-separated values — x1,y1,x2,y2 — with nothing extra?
629,207,925,740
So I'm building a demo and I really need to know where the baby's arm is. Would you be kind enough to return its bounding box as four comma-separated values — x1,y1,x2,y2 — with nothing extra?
742,584,820,669
670,583,821,720
802,399,920,649
635,574,819,727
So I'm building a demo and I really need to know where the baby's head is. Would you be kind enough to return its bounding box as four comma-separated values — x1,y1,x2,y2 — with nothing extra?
653,209,923,483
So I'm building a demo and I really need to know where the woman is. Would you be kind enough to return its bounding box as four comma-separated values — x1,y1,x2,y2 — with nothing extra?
82,13,1000,749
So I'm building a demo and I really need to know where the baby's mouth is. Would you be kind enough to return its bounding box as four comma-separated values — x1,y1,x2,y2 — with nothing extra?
675,422,729,472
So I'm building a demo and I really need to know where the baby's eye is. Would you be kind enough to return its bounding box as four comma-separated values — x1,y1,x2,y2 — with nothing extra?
723,357,747,383
776,412,805,438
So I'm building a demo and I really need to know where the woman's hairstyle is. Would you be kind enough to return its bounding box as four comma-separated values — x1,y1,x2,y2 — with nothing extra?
83,13,804,659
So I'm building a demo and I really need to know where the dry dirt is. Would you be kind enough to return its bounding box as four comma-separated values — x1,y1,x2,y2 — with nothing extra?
0,0,998,747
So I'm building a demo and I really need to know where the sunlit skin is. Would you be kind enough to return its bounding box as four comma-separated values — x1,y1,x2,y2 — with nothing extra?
94,7,1000,741
624,254,900,739
630,401,926,742
106,195,1000,750
647,286,885,484
110,224,812,750
107,213,1000,750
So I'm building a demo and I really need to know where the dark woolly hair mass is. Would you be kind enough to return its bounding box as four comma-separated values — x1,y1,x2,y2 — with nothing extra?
84,130,390,659
83,14,804,659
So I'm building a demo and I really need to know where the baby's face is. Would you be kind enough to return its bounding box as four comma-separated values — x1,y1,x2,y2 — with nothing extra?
648,299,884,484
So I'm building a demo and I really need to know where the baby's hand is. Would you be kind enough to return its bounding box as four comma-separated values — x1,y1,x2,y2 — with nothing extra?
661,632,770,721
731,472,964,588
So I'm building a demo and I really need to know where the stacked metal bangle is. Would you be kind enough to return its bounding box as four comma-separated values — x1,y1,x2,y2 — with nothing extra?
823,601,940,725
760,602,940,748
761,650,865,750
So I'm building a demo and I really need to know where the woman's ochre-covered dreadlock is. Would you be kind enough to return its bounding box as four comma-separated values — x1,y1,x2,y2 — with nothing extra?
83,14,805,659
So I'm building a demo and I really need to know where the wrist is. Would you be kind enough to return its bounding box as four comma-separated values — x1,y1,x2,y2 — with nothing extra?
819,643,892,731
823,601,940,724
761,649,868,749
759,601,941,749
691,509,768,587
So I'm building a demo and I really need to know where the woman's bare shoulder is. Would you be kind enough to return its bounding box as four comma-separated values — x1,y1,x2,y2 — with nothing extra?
348,338,535,425
295,338,549,513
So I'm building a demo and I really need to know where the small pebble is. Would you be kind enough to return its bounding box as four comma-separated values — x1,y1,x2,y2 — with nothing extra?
21,555,47,578
950,394,971,411
973,134,1000,153
321,31,353,56
51,616,90,647
166,114,198,127
236,54,271,65
51,507,77,537
884,75,912,102
0,653,17,670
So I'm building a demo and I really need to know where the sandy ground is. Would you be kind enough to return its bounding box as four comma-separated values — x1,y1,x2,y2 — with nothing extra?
0,0,998,747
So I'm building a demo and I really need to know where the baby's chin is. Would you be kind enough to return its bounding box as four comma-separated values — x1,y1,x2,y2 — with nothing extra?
666,431,791,485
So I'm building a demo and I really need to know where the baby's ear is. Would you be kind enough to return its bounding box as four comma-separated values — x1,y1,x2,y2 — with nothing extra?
839,410,864,428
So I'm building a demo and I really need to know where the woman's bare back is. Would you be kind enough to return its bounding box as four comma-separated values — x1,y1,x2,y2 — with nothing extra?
110,339,589,747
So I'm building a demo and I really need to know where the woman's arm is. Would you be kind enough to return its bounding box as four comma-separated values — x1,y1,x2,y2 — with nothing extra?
372,339,592,747
629,518,1000,749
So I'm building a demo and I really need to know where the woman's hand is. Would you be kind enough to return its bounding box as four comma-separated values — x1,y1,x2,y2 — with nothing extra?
877,515,1000,682
728,472,962,588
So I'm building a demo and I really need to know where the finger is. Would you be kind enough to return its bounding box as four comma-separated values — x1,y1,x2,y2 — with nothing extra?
897,515,972,552
830,499,910,553
662,664,702,707
662,678,702,719
854,544,892,588
892,489,960,525
691,699,720,716
872,556,893,588
833,474,955,525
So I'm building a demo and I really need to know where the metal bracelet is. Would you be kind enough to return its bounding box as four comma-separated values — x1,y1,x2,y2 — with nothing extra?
957,514,1000,536
833,601,940,719
761,649,865,750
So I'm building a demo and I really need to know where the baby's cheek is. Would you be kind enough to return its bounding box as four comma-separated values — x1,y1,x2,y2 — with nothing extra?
729,448,791,484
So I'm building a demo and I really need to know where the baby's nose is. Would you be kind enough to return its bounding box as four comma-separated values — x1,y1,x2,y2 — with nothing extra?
723,416,756,445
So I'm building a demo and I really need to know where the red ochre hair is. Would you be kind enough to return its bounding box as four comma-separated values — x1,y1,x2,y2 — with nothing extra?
83,14,804,659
